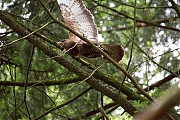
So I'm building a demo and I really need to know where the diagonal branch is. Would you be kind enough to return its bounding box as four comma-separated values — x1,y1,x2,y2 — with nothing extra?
134,84,180,120
143,69,180,91
38,0,153,101
79,102,118,119
169,0,180,18
0,10,136,116
94,0,180,32
34,87,92,119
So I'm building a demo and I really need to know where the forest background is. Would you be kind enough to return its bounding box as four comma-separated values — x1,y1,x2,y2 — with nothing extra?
0,0,180,119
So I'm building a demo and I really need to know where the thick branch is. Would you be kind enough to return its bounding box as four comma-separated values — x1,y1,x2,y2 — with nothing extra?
134,84,180,120
0,73,146,102
38,0,153,101
0,10,136,115
0,77,81,86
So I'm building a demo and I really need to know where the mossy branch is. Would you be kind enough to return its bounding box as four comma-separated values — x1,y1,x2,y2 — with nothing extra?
0,10,136,116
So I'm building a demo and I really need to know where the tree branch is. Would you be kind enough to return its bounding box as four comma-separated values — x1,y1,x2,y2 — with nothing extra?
79,102,117,119
134,84,180,120
35,87,92,119
0,77,81,86
94,1,180,32
144,69,180,91
0,10,136,116
38,0,153,101
169,0,180,18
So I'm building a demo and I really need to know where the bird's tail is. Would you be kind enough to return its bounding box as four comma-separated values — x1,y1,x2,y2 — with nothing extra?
100,44,124,63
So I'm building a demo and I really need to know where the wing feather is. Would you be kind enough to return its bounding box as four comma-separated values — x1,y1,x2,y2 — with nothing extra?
57,0,98,43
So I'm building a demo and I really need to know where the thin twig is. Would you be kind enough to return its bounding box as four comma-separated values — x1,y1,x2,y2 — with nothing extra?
123,33,177,76
60,62,105,92
38,0,153,101
99,107,110,120
0,21,52,48
34,87,92,119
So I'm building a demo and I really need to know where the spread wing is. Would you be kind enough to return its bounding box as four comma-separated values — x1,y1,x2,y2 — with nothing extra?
57,0,98,43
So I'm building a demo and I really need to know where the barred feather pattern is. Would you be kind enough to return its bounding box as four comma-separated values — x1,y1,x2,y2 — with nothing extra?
57,0,124,62
57,0,98,43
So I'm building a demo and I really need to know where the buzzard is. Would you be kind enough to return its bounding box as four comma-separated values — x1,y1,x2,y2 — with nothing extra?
57,0,124,62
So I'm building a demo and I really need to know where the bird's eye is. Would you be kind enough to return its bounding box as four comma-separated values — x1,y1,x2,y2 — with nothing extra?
61,40,66,42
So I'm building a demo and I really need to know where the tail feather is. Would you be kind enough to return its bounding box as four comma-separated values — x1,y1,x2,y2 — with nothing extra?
101,44,124,63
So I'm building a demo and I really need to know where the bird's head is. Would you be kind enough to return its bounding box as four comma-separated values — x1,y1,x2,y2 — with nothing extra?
57,40,76,50
57,40,66,47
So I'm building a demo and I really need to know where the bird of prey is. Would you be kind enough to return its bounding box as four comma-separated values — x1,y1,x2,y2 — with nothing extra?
57,0,124,62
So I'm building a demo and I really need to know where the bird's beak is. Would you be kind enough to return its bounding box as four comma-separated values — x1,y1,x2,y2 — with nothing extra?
57,40,65,47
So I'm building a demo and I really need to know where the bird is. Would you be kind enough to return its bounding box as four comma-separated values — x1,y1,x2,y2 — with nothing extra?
57,0,124,62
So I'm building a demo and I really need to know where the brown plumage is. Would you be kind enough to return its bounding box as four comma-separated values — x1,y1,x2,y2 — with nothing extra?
58,40,101,58
57,0,124,62
100,44,124,62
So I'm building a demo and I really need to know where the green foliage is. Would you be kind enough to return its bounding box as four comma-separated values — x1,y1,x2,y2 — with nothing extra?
0,0,179,119
133,100,150,112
